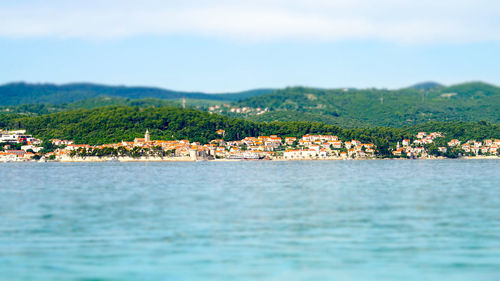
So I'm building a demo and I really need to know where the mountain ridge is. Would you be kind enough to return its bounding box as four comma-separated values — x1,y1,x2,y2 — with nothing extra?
0,82,275,106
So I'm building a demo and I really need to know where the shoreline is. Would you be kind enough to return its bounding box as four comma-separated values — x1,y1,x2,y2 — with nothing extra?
3,156,499,163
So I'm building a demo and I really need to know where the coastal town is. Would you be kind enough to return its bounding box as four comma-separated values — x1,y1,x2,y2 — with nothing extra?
1,128,499,162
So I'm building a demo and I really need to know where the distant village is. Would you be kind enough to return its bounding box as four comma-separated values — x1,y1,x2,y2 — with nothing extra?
207,104,270,116
1,128,499,162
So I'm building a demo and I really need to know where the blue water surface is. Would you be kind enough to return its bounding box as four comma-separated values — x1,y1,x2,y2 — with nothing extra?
1,160,499,280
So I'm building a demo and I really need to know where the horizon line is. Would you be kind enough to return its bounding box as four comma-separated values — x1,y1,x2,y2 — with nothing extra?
1,80,498,94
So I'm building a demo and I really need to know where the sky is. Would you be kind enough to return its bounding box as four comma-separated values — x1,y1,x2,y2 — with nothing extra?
1,0,500,92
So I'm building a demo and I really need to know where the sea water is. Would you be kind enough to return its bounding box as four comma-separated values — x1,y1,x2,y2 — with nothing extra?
1,160,499,280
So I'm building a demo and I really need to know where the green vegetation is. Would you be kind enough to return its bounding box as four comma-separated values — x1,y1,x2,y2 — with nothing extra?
0,96,232,116
403,121,500,142
0,142,23,151
1,106,499,158
3,81,500,130
0,97,179,115
64,96,179,109
406,81,444,91
0,106,412,148
244,111,367,127
0,82,274,106
233,82,500,127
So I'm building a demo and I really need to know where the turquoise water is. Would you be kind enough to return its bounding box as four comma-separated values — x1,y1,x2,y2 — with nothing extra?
1,160,500,280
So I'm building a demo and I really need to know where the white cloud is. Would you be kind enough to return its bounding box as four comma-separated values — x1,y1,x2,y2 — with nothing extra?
1,0,499,43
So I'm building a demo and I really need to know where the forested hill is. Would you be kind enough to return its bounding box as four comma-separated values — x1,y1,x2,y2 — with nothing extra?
1,106,498,149
0,106,405,146
235,82,500,127
1,97,181,115
3,81,500,129
0,82,274,106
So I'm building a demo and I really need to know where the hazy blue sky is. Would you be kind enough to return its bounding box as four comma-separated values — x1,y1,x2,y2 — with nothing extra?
1,0,500,92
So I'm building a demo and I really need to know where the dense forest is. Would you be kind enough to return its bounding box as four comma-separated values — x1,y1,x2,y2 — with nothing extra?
234,82,500,127
0,82,274,106
1,106,499,153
